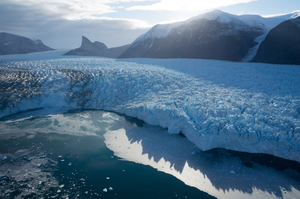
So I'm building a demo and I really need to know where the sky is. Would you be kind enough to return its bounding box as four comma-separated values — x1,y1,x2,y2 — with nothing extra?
0,0,299,49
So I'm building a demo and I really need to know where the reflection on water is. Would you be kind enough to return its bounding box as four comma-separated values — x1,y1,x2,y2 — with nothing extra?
0,110,214,199
105,125,300,199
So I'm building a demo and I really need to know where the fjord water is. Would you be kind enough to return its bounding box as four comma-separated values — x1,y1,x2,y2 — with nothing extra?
0,110,215,198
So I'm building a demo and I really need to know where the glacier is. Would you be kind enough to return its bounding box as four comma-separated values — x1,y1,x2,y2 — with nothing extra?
0,50,299,163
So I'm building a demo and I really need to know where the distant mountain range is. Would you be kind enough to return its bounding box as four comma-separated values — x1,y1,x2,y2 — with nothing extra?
2,10,300,65
0,32,54,55
65,10,300,65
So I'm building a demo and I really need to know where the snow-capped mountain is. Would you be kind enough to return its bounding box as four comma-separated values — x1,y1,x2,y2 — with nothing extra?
119,10,300,62
252,16,300,65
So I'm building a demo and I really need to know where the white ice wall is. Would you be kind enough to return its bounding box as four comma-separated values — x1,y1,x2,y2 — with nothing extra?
0,56,299,162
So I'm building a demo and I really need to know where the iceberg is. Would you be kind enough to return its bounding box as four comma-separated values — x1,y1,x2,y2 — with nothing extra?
0,52,299,163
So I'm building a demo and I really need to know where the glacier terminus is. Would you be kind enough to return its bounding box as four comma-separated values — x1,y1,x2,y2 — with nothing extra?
0,51,299,163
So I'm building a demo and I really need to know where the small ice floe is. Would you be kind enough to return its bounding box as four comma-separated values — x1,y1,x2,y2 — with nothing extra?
191,151,196,155
38,181,43,185
85,191,88,194
0,175,5,179
16,149,26,153
68,162,72,166
57,190,61,193
106,177,110,180
61,159,65,162
109,187,113,191
36,163,42,167
103,188,108,193
2,156,7,161
59,185,65,188
230,170,235,174
58,155,62,158
50,196,57,198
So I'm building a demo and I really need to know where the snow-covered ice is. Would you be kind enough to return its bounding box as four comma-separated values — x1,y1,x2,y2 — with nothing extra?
0,51,299,163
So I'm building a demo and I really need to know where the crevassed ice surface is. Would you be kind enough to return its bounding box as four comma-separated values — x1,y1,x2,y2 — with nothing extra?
0,51,299,162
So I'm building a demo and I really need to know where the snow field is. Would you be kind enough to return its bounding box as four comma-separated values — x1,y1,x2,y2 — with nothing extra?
0,56,299,162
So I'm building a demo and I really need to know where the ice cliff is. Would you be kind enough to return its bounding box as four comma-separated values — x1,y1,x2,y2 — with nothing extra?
0,55,299,163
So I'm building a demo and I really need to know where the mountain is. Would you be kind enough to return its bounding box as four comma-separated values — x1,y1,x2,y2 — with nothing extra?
64,36,130,58
119,10,268,61
0,32,54,55
119,10,298,62
251,16,300,65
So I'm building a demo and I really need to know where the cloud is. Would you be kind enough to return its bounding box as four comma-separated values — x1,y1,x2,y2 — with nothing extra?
1,0,116,20
0,0,152,49
127,0,257,11
0,0,158,20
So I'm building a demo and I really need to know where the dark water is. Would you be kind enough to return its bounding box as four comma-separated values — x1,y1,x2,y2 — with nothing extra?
0,110,216,199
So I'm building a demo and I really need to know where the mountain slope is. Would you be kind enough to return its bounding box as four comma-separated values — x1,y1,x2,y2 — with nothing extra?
252,16,300,65
119,10,267,61
119,10,300,62
0,32,54,55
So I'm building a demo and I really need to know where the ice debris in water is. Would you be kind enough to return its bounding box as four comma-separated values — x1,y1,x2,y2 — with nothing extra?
58,155,62,158
106,177,110,180
68,162,72,166
36,163,42,167
0,175,5,179
1,156,7,161
230,170,235,174
109,187,113,191
103,188,107,193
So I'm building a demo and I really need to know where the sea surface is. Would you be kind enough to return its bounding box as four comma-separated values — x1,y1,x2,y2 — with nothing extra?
0,109,215,199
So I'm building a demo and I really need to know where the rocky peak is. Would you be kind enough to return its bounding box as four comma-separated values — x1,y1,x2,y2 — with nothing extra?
80,36,108,55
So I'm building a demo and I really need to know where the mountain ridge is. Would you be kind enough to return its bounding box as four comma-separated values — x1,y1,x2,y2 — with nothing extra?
63,10,300,65
0,32,54,55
